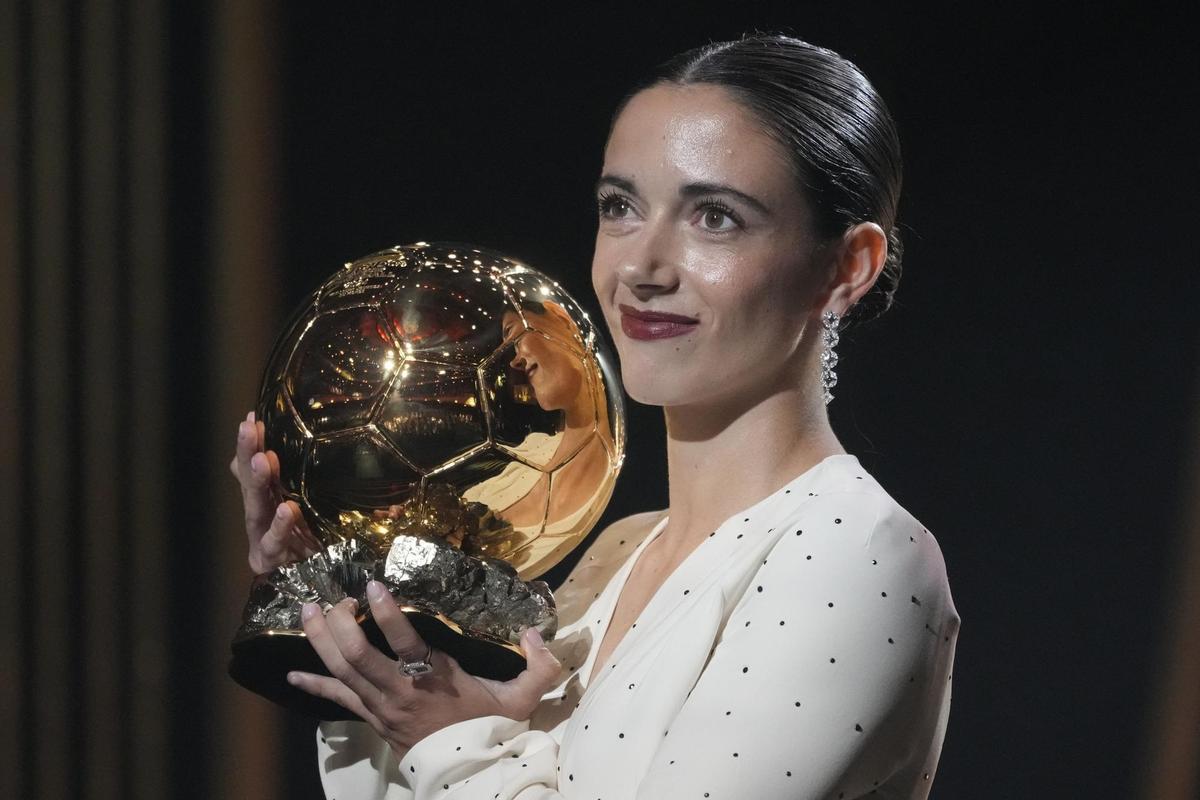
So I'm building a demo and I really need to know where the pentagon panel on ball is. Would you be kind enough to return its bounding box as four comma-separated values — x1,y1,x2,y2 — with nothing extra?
287,306,401,435
303,430,422,540
230,241,625,721
375,359,489,473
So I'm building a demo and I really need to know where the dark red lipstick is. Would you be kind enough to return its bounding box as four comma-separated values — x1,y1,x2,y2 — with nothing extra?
618,303,699,340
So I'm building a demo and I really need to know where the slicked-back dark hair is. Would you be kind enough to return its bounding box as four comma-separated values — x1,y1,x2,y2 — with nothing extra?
609,33,904,324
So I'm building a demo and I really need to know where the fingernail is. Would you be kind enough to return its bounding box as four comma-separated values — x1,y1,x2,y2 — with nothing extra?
276,504,288,520
367,580,387,602
301,602,320,621
525,627,544,647
286,671,300,685
248,411,255,422
341,597,359,613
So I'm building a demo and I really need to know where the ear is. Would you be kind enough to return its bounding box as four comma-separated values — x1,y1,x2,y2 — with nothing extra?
821,222,888,315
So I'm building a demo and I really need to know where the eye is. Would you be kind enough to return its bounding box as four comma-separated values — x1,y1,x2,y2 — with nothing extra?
597,190,634,220
695,197,742,233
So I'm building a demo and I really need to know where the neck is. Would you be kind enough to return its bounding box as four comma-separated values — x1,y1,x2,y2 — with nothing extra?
657,377,843,557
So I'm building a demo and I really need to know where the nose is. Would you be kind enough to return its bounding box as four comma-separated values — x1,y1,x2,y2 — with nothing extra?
509,337,530,371
614,218,680,302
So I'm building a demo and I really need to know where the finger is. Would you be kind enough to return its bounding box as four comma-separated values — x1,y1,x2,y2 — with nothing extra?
257,502,305,566
325,595,412,692
241,451,277,533
234,419,260,484
255,419,265,453
288,503,324,553
365,581,430,665
247,451,274,490
301,601,381,702
286,671,381,726
501,628,562,717
264,448,281,486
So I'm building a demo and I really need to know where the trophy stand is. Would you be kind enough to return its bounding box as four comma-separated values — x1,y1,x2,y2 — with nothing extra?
227,242,623,721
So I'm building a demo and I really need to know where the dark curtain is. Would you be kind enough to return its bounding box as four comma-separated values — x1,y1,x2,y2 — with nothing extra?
2,3,1197,799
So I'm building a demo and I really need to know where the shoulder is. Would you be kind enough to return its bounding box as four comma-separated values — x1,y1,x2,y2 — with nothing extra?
568,509,665,580
552,509,666,622
767,462,959,628
584,509,666,561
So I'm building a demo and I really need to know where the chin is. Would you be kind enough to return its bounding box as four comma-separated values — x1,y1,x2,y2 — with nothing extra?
618,360,697,407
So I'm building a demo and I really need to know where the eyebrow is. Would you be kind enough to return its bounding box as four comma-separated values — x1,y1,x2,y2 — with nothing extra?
594,173,771,216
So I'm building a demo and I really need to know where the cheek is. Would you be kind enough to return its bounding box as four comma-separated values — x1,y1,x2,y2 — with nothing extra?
590,236,611,297
699,256,808,344
533,355,583,408
590,246,620,325
693,255,772,321
552,357,584,393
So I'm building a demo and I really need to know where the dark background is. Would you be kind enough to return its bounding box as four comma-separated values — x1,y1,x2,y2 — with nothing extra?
269,6,1198,797
6,2,1198,798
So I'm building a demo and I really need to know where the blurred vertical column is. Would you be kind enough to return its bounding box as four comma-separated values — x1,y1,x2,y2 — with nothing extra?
208,1,283,798
27,3,73,800
127,0,170,796
0,2,22,798
80,1,123,798
2,0,180,796
1140,369,1200,800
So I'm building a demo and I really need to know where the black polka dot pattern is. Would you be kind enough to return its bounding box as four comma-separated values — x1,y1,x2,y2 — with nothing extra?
313,455,959,800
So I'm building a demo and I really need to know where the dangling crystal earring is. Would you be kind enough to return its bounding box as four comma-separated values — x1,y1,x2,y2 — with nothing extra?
820,310,840,405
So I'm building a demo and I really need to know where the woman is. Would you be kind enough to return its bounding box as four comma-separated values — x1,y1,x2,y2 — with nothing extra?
231,33,960,799
469,303,614,538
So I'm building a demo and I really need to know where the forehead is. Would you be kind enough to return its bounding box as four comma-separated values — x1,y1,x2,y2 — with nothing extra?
604,83,795,191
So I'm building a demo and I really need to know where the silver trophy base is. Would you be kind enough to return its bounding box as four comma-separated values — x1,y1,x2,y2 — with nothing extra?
229,534,557,721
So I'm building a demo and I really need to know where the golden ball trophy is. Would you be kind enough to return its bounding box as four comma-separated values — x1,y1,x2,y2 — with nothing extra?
228,242,625,719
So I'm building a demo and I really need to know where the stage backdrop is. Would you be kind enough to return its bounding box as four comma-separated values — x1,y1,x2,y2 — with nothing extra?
2,3,1197,799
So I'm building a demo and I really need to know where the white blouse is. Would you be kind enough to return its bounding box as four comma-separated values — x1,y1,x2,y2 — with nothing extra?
316,453,960,799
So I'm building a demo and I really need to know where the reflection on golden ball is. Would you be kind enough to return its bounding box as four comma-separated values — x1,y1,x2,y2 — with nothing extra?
258,241,625,579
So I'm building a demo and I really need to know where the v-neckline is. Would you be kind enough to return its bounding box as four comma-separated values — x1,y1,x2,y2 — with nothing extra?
578,453,859,691
582,513,670,688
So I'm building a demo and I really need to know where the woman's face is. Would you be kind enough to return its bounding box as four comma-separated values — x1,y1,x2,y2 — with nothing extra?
591,83,828,409
503,308,585,413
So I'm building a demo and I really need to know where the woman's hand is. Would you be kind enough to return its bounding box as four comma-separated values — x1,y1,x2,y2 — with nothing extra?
288,580,562,761
228,410,322,574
